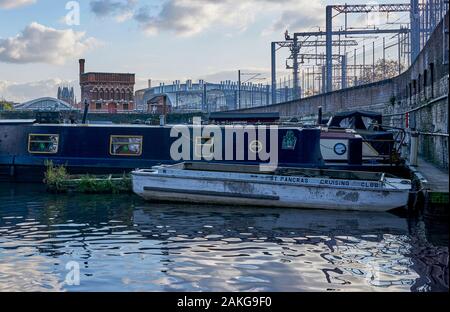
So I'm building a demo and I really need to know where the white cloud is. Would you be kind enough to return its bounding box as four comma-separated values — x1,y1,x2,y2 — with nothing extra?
266,2,325,35
90,0,323,37
134,0,258,36
0,0,35,9
0,22,100,64
0,79,77,103
90,0,137,22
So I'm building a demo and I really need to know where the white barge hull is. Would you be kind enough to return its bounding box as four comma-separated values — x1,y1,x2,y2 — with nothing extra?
132,166,411,212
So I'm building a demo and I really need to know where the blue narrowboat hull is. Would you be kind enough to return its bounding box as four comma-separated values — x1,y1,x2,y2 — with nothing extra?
0,122,326,182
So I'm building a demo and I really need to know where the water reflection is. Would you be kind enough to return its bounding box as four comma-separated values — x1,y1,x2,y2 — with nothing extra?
0,183,448,292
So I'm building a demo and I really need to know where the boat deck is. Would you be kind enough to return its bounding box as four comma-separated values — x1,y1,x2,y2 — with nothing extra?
161,162,396,181
133,162,412,211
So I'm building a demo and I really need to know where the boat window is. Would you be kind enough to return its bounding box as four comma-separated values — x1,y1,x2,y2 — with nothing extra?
110,136,143,156
28,134,59,154
339,117,374,130
338,118,352,129
361,116,375,130
195,136,214,158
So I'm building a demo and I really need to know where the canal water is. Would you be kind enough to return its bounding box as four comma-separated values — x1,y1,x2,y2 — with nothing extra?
0,183,448,292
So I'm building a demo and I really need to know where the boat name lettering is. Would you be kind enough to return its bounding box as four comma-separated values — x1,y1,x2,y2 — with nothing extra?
275,176,309,184
360,181,382,188
272,176,384,189
320,179,350,186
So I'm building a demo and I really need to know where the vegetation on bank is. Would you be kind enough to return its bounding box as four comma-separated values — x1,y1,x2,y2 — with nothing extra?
44,161,70,192
44,161,132,194
0,100,14,111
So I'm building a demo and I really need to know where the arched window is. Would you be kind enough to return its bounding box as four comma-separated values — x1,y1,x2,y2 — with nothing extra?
127,89,133,101
93,88,99,100
121,89,126,100
423,70,428,87
115,89,121,100
99,88,104,100
105,89,110,100
430,63,435,98
418,74,421,96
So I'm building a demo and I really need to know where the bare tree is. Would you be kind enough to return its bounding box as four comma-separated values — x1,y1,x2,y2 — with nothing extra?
303,89,315,97
359,59,405,84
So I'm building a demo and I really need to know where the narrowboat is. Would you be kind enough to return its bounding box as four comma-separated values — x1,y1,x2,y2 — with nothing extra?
0,118,330,182
209,111,405,165
131,162,412,212
322,110,405,164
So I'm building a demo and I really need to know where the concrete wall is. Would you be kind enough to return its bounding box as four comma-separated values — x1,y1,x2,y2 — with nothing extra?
235,12,449,170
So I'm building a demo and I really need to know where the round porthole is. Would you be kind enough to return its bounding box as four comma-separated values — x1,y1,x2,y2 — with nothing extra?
249,140,263,154
333,143,347,156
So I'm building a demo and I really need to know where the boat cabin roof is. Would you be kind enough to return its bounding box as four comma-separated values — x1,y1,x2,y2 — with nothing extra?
208,112,280,123
0,119,36,125
25,123,305,130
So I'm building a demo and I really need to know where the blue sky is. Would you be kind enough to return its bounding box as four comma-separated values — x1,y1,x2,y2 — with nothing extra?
0,0,411,102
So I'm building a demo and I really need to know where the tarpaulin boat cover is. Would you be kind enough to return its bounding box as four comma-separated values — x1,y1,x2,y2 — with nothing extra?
328,110,383,129
328,111,393,155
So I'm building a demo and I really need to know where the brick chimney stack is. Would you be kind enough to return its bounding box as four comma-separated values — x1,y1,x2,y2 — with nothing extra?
79,59,85,76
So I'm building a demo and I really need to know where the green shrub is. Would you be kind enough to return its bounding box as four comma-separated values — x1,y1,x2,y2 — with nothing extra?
44,161,69,192
44,162,132,194
76,174,132,194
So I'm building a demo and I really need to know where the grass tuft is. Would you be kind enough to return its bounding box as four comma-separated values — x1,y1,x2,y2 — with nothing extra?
44,160,69,193
44,161,132,194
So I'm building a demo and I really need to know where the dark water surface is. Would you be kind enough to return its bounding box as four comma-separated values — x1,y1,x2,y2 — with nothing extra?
0,183,448,292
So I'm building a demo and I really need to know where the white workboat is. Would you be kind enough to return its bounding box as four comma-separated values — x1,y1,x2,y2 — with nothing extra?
132,162,412,212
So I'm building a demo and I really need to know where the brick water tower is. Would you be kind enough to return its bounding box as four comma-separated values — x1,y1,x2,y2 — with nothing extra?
79,59,136,113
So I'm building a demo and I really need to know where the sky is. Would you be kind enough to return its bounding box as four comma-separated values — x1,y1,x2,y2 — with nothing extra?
0,0,411,103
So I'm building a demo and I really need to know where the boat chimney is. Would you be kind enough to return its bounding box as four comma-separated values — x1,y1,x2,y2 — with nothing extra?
148,79,152,88
318,106,323,125
82,99,89,124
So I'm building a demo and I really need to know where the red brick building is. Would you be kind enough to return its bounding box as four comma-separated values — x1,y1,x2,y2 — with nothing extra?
79,59,135,113
147,95,172,115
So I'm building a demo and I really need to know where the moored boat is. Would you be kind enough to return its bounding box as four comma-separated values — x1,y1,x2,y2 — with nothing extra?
323,110,406,164
0,119,324,182
132,162,412,212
